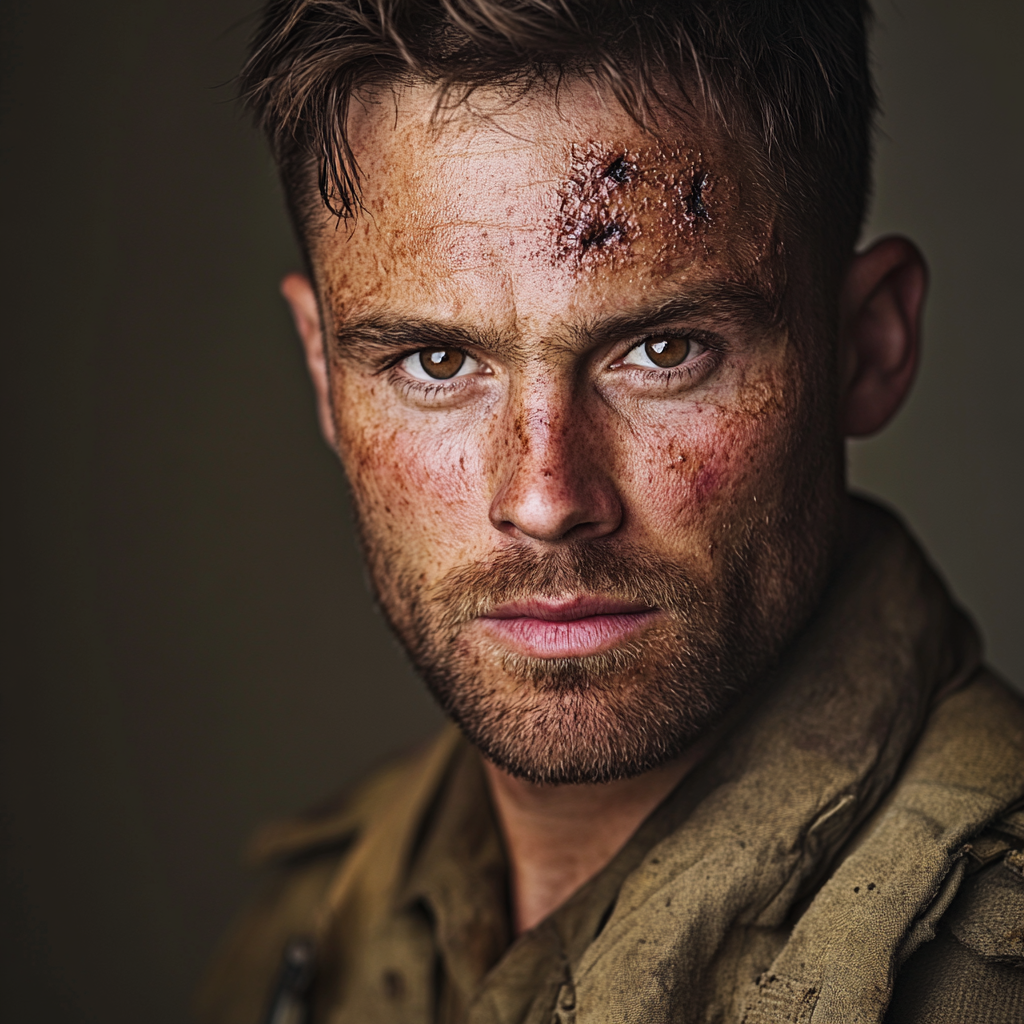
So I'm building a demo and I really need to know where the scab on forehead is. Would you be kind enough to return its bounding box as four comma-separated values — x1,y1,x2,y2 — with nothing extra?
554,144,715,268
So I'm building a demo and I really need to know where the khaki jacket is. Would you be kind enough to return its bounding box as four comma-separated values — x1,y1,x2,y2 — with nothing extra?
199,503,1024,1024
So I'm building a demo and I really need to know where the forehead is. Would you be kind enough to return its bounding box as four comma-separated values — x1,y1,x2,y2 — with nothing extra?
310,81,779,330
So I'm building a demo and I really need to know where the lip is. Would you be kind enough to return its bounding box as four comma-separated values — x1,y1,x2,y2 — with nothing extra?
478,596,659,658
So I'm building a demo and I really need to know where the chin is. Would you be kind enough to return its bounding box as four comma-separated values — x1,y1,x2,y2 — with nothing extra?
415,628,753,785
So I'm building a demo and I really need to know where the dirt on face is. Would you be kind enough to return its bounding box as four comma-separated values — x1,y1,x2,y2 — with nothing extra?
554,143,714,267
304,81,845,784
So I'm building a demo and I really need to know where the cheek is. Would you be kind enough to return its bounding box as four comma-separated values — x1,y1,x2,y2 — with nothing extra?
333,378,490,563
636,419,764,519
626,372,806,534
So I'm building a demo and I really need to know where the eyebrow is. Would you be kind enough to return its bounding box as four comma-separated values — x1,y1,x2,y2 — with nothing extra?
582,281,783,346
332,315,491,360
330,280,782,362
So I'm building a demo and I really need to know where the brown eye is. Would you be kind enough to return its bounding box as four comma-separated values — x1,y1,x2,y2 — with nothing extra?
643,336,690,368
418,348,465,380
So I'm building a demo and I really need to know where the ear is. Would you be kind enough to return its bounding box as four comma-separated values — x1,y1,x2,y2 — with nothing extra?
839,235,928,437
281,272,337,448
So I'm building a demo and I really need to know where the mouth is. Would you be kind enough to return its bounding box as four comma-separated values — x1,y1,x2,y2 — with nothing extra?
477,596,660,658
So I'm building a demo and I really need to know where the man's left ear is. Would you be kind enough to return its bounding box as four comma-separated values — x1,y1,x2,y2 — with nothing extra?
839,235,928,437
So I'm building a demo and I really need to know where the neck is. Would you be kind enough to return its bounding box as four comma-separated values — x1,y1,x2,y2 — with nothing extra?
483,741,713,935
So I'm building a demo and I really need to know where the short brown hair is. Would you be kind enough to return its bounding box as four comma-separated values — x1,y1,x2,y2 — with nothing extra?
241,0,875,258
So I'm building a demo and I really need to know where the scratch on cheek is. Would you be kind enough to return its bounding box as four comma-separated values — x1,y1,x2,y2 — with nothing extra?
690,459,725,505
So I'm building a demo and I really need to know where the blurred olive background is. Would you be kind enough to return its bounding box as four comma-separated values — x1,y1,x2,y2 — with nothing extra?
1,1,1020,1020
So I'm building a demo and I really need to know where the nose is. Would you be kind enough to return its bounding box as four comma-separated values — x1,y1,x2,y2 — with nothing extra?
488,393,623,543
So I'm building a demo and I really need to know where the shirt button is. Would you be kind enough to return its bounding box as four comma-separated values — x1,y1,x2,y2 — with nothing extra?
559,982,576,1010
382,969,406,1000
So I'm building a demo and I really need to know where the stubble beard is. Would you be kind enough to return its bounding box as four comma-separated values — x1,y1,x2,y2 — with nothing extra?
357,517,830,785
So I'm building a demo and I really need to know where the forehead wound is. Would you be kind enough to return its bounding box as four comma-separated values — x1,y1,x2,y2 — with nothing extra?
554,144,717,267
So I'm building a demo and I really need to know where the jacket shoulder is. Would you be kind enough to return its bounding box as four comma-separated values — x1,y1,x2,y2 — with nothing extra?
194,735,450,1024
245,742,431,867
887,810,1024,1024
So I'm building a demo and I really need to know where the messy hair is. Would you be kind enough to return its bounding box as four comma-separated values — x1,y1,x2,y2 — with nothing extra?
241,0,876,257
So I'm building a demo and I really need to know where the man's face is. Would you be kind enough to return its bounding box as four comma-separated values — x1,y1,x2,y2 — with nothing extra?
304,82,846,783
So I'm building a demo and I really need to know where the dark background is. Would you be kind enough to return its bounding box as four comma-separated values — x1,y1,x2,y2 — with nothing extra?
1,1,1020,1020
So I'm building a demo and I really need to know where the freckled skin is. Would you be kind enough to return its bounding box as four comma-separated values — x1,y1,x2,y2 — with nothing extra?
305,80,845,784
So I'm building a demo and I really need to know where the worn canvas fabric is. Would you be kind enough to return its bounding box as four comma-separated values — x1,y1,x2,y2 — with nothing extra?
198,502,1024,1024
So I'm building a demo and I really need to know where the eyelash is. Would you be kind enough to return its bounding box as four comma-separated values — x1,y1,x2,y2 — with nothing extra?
632,361,710,385
386,367,464,396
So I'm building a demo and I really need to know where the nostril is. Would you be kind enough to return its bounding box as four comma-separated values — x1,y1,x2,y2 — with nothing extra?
488,474,623,544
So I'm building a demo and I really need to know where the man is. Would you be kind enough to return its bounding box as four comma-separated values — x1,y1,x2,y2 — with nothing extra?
198,1,1024,1021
